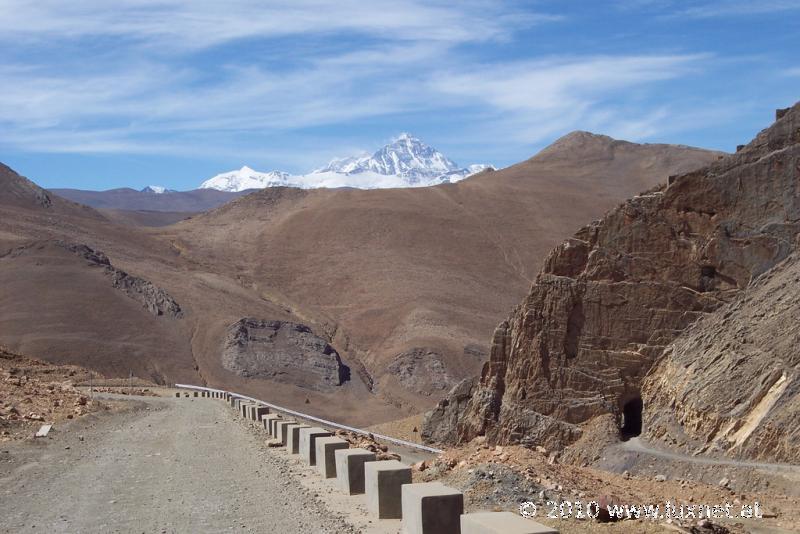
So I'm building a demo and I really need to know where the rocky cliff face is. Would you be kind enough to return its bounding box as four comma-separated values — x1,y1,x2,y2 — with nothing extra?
221,319,349,391
423,103,800,459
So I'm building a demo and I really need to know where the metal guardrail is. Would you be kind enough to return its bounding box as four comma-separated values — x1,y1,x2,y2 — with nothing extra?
175,383,443,455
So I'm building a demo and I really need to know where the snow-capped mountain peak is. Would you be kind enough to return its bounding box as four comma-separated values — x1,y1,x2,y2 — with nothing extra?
199,166,296,192
200,135,493,192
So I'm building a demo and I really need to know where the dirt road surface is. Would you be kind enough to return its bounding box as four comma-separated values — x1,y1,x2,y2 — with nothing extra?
0,393,374,533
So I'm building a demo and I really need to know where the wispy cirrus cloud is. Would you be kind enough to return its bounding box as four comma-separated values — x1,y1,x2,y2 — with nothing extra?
0,0,557,49
0,1,563,160
429,54,710,142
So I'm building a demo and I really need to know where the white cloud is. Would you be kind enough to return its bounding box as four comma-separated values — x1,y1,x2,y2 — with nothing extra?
429,54,709,143
0,1,751,170
0,43,436,154
0,0,556,49
0,1,565,158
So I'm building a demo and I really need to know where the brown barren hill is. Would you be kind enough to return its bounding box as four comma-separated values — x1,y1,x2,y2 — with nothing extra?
164,133,720,414
422,103,800,464
0,133,719,426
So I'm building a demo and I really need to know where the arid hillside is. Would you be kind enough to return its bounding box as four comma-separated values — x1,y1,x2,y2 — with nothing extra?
422,103,800,464
164,133,720,411
0,134,720,424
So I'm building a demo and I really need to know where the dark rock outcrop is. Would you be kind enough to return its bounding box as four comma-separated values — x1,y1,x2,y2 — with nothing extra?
423,102,800,459
222,318,349,390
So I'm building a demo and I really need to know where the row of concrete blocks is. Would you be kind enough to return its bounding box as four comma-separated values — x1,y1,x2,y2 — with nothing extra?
220,395,558,534
175,390,226,399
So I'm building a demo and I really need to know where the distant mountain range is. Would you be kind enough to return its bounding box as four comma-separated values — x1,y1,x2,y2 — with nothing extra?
51,187,250,219
199,133,493,192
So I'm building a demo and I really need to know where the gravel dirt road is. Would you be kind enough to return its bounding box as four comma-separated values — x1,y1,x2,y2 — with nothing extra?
0,393,370,533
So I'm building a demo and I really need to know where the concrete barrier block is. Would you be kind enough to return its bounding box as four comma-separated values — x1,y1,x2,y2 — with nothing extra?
460,511,559,534
401,482,463,534
253,406,270,422
315,437,349,478
193,391,198,397
262,414,281,434
335,448,376,495
231,397,238,408
299,427,332,465
275,420,296,445
242,402,255,419
365,460,412,519
269,416,284,436
175,392,180,398
286,424,309,453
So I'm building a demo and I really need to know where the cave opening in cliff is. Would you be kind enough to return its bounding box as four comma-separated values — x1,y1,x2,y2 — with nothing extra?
620,397,643,440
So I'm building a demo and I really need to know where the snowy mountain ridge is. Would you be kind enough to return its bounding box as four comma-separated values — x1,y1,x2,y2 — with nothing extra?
199,134,492,192
141,185,174,194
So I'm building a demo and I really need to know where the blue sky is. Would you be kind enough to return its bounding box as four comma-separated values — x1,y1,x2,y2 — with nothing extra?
0,0,798,191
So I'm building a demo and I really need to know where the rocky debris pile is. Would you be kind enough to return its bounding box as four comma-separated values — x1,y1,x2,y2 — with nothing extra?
0,348,101,440
385,348,456,396
423,102,800,460
222,319,349,391
410,438,794,533
333,429,401,461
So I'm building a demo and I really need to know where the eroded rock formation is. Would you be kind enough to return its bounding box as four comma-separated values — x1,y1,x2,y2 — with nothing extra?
221,318,349,390
423,102,800,459
3,240,183,318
